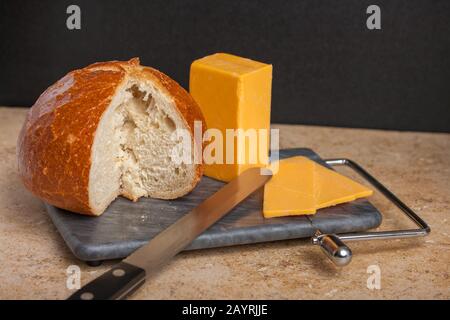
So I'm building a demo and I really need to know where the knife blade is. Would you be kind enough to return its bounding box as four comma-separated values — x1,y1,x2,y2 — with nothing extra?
67,167,272,300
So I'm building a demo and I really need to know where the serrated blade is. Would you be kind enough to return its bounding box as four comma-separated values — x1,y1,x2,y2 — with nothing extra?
68,167,272,300
125,167,272,273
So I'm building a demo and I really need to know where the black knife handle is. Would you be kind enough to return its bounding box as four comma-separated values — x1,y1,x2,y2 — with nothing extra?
67,262,146,300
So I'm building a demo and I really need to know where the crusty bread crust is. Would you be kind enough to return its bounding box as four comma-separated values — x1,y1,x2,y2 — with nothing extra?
17,58,205,215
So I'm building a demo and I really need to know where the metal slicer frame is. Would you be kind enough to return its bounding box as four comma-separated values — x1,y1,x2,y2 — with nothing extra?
311,158,430,266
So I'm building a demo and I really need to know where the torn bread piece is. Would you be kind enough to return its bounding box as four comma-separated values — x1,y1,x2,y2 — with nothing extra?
17,58,206,216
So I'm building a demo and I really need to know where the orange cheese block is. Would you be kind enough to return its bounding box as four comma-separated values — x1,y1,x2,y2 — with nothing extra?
190,53,272,182
263,156,373,218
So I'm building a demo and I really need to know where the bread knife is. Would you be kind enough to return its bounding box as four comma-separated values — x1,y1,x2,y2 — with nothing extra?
67,167,272,300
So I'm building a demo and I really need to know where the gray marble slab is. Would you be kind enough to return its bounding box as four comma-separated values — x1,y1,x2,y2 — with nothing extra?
46,148,382,262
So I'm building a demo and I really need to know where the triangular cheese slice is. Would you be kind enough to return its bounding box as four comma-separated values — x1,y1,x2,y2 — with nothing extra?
263,156,373,218
263,188,316,217
314,162,373,209
263,157,316,218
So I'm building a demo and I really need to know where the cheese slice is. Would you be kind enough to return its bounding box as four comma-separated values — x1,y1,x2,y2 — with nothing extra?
314,163,373,209
263,156,373,218
263,157,316,217
190,53,272,182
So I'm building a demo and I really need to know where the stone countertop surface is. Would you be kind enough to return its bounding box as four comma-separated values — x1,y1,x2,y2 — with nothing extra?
0,106,448,300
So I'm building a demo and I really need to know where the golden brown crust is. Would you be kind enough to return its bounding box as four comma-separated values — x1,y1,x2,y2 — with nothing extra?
17,58,205,215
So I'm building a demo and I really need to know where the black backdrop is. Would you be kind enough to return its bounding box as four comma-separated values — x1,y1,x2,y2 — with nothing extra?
1,0,449,132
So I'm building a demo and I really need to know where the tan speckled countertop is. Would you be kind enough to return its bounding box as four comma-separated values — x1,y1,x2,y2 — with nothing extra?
0,106,449,299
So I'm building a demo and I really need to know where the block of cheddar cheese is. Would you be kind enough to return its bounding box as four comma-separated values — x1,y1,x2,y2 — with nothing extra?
190,53,272,182
263,156,373,218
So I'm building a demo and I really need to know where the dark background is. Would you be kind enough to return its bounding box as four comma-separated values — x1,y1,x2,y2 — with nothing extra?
1,0,449,132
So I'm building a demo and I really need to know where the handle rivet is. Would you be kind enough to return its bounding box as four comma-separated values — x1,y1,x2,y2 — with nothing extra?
113,268,125,277
80,292,94,300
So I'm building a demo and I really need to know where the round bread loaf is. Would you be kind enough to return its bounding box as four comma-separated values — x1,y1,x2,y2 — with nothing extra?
17,58,205,216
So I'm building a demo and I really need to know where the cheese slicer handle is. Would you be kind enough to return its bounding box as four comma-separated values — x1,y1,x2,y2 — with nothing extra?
312,233,352,266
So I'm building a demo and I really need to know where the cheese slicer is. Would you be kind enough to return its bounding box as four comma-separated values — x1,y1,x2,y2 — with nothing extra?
309,158,430,266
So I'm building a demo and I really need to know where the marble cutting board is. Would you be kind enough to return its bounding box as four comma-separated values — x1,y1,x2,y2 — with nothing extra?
46,148,382,263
